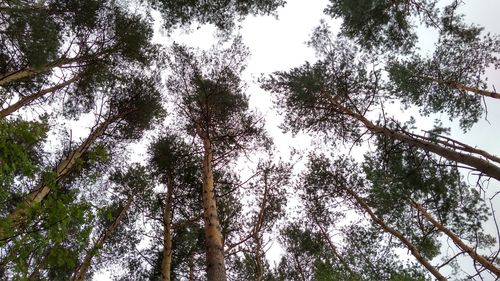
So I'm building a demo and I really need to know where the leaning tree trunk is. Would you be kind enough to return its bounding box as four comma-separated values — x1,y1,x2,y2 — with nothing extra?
410,201,500,277
323,95,500,182
423,76,500,99
161,177,174,281
0,118,113,240
342,186,447,281
0,51,108,86
200,137,227,281
0,74,80,118
71,196,134,281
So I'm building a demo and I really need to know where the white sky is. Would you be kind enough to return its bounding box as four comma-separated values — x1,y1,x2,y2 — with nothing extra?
94,0,500,279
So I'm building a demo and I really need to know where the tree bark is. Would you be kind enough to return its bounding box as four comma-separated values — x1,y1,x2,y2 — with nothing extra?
161,177,174,281
410,201,500,277
71,196,134,281
200,137,227,281
342,186,447,281
0,75,80,118
0,118,113,239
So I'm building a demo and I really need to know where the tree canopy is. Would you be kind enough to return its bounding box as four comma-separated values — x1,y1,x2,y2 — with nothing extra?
1,0,500,280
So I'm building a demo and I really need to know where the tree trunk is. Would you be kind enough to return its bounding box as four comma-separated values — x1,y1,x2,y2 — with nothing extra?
201,137,227,281
0,50,109,86
424,76,500,99
253,171,269,281
342,186,447,281
0,57,73,86
0,75,80,118
188,253,195,281
410,201,500,277
71,196,134,281
324,96,500,182
0,118,113,239
161,177,174,281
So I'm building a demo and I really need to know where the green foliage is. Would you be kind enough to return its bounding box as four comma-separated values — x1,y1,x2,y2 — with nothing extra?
1,187,93,279
275,222,427,281
149,0,286,30
262,35,382,145
113,9,156,65
167,38,267,157
324,0,439,51
363,133,492,248
148,132,200,186
0,118,48,190
387,27,500,130
109,72,165,140
4,7,61,69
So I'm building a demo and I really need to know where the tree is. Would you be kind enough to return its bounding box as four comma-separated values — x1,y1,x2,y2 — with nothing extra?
165,38,266,281
363,136,498,278
302,154,445,280
275,222,428,281
71,164,152,281
230,156,290,281
0,70,164,241
262,31,500,182
0,0,157,121
148,0,286,31
148,133,202,281
298,151,498,279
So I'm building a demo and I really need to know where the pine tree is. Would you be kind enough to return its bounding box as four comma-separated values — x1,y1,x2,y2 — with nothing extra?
165,38,266,281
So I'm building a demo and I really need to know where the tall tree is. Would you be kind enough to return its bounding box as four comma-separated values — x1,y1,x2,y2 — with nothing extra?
148,133,202,281
300,154,445,280
275,222,428,281
231,156,290,281
166,39,265,281
300,152,497,279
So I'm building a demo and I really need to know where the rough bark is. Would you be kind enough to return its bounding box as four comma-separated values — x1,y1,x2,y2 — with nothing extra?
0,118,113,239
0,75,80,118
71,196,134,281
161,177,174,281
342,187,447,281
200,137,227,281
410,201,500,278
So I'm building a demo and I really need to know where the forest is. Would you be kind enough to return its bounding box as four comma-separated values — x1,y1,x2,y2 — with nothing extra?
1,0,500,280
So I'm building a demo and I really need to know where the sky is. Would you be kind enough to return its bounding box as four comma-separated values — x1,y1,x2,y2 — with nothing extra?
96,0,500,279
